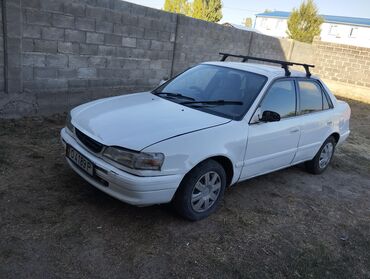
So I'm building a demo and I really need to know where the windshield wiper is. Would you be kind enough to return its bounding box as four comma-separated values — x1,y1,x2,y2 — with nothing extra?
181,100,243,106
154,92,195,101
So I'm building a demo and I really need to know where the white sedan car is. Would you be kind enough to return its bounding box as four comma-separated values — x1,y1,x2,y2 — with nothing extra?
61,54,351,220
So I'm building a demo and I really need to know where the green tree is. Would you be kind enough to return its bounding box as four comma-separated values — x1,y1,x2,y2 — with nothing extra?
164,0,190,14
203,0,222,23
243,17,252,28
192,0,204,19
164,0,222,23
287,0,323,43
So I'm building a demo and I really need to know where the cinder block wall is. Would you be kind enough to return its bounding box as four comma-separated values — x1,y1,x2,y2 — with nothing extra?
0,0,177,117
0,2,4,92
21,0,176,115
0,0,369,118
172,15,254,75
172,17,293,75
313,39,370,87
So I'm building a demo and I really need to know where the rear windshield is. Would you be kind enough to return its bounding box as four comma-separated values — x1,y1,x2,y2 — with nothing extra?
153,64,267,120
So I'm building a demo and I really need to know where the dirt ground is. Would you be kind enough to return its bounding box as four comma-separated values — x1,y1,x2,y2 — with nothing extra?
0,97,369,279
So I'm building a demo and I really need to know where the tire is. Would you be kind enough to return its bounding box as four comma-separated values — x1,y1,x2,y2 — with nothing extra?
305,136,336,174
172,159,227,221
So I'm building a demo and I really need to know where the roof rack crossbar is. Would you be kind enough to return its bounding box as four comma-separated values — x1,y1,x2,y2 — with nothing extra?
281,64,291,77
303,64,312,77
220,53,228,61
219,52,314,77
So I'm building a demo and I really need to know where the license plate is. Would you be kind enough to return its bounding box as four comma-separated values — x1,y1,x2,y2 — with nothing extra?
66,145,94,176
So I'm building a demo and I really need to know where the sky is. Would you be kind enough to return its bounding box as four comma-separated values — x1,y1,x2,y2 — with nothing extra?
124,0,370,25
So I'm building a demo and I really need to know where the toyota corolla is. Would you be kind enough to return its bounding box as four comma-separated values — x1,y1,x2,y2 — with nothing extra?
61,54,350,220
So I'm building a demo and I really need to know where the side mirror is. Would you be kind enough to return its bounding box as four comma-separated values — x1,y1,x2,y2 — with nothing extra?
159,77,168,86
260,110,280,122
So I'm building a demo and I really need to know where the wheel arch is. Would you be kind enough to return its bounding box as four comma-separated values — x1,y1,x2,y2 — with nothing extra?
184,155,234,187
330,132,340,143
211,156,234,187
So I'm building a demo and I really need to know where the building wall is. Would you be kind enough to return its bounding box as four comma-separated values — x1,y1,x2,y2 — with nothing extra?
320,22,370,47
254,17,288,38
0,0,369,118
255,16,370,48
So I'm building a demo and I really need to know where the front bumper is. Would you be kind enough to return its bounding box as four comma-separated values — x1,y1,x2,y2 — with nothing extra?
60,128,182,206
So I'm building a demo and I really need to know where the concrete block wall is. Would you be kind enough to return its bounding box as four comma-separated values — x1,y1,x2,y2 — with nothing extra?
313,39,370,87
172,15,254,75
172,16,293,75
21,0,176,115
249,32,292,61
0,0,369,117
0,2,4,92
290,41,314,65
3,0,24,95
0,0,176,116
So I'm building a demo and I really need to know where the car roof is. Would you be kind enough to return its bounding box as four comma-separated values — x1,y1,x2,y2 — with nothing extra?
203,61,317,79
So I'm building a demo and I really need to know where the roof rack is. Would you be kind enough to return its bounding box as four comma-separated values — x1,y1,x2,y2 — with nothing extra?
219,52,315,78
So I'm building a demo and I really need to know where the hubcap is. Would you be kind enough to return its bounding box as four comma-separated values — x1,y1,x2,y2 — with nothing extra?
191,171,221,213
319,142,334,169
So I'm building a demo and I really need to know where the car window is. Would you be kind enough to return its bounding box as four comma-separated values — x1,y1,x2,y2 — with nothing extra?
260,80,296,118
154,64,267,120
165,66,218,93
323,93,330,109
298,81,323,114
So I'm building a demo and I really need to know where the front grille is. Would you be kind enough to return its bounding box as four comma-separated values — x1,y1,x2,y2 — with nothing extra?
75,129,103,153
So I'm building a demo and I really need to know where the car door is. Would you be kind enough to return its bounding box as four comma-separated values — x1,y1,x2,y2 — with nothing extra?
291,79,335,164
240,79,301,179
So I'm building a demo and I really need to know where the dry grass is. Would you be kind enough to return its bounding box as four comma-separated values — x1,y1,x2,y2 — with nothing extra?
0,98,369,278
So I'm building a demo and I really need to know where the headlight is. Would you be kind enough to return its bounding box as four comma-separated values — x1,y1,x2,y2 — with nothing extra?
103,147,164,170
66,112,74,132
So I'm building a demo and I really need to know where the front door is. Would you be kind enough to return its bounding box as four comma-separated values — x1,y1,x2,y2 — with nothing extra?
240,79,301,179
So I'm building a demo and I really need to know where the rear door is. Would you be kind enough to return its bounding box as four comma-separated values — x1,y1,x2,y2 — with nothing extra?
240,79,301,179
292,79,334,163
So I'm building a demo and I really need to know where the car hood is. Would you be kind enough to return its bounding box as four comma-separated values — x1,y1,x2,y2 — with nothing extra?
71,92,231,150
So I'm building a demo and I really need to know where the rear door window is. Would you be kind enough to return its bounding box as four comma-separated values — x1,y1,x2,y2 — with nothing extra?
298,80,324,114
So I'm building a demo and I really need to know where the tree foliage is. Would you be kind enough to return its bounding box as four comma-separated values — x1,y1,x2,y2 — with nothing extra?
164,0,223,23
243,17,252,28
287,0,323,43
203,0,222,23
192,0,204,19
163,0,190,14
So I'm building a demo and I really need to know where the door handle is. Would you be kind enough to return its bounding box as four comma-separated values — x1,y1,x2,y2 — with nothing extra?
327,121,333,126
290,129,299,133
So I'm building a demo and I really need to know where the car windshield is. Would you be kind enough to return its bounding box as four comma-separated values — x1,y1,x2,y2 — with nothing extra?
153,64,267,120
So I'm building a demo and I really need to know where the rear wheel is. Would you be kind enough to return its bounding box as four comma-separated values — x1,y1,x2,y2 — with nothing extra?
172,160,226,221
305,136,336,174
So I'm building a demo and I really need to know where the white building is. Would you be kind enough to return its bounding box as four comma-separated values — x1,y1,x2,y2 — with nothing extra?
222,22,262,34
254,11,370,48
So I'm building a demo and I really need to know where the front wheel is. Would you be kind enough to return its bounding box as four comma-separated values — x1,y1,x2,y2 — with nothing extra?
172,160,226,221
305,136,336,174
